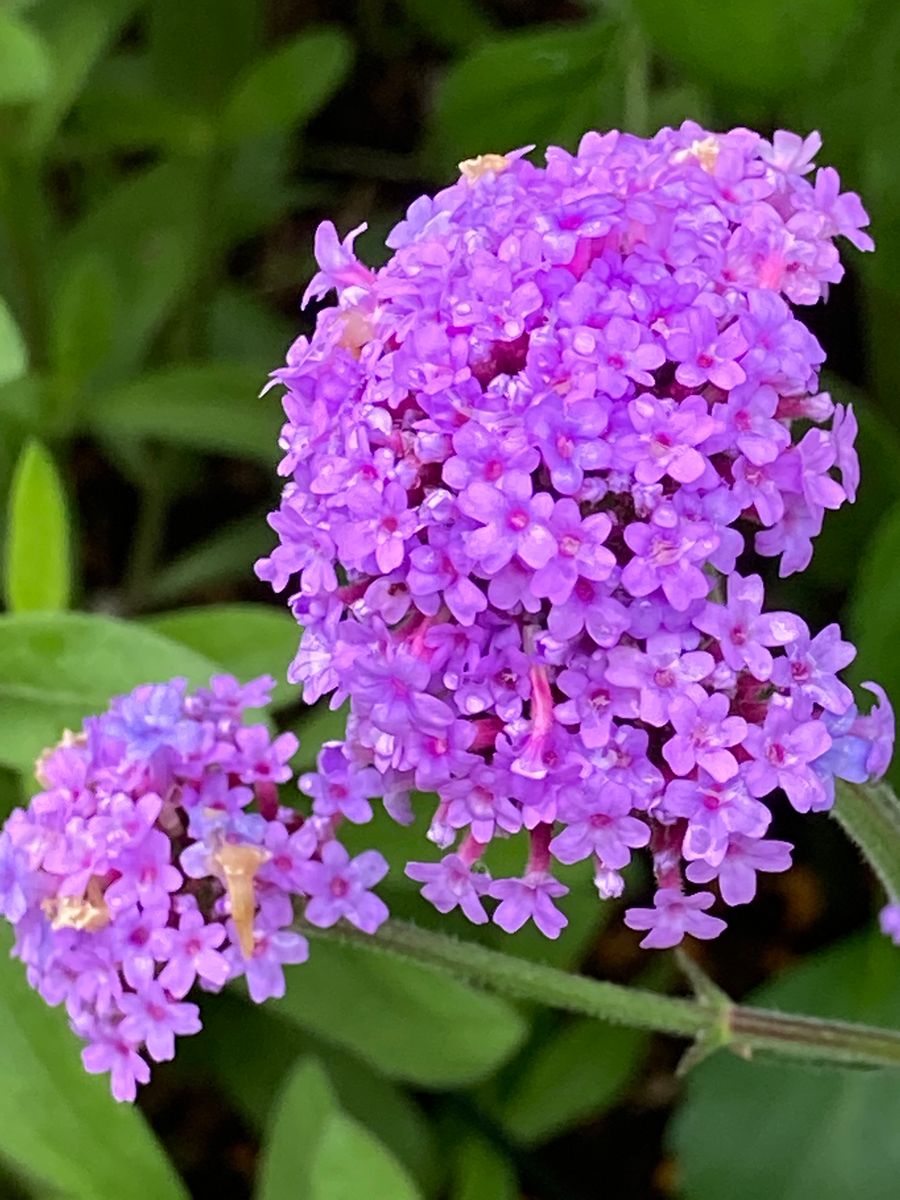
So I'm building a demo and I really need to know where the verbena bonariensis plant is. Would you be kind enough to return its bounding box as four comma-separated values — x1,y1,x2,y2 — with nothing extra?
0,676,388,1100
3,125,900,1105
257,124,895,945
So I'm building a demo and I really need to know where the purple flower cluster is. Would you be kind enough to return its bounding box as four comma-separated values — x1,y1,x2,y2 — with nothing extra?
259,125,894,950
0,676,388,1100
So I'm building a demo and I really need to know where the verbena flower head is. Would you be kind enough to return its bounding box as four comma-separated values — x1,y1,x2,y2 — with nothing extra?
258,125,893,949
0,675,388,1101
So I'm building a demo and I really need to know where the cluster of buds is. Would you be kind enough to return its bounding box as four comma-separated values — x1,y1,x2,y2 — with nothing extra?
0,676,387,1100
261,125,894,945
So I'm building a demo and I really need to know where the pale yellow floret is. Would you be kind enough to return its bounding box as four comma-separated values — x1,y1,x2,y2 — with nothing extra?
212,842,272,960
458,153,512,182
42,877,110,933
672,136,720,173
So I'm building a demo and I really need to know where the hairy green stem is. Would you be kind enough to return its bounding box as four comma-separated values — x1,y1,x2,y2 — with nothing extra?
299,916,900,1072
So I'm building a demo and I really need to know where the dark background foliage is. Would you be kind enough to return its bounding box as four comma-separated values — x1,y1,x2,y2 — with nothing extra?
0,2,899,1198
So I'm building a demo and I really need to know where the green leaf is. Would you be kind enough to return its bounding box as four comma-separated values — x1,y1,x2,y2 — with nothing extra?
258,1058,422,1200
0,925,187,1199
429,21,624,172
0,611,219,770
498,1018,647,1144
671,934,900,1200
24,0,139,151
309,1112,423,1200
397,0,493,49
192,993,438,1194
634,0,866,99
143,515,274,606
257,1058,337,1200
0,10,51,105
145,604,298,710
0,295,28,387
450,1137,517,1200
221,27,353,143
49,250,118,393
5,439,71,613
88,364,278,462
148,0,263,110
268,938,527,1088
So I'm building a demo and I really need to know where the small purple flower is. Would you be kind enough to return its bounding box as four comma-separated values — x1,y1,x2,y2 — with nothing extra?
879,903,900,946
406,854,491,924
550,782,650,869
300,841,389,934
622,506,716,611
459,472,556,574
666,308,748,391
693,573,803,681
624,887,726,949
744,707,832,812
118,982,201,1063
662,691,748,782
489,872,569,939
686,835,793,905
664,771,770,865
156,908,230,999
771,622,855,713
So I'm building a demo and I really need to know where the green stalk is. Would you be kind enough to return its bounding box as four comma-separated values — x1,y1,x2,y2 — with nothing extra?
299,913,900,1072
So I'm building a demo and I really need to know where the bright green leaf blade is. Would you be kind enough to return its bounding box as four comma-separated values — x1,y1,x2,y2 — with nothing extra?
257,1058,338,1200
221,27,352,143
0,612,220,770
0,926,187,1200
145,604,298,710
0,10,51,104
88,364,277,461
450,1137,517,1200
0,296,28,387
671,934,900,1200
309,1111,423,1200
498,1017,647,1144
267,939,527,1088
5,440,71,613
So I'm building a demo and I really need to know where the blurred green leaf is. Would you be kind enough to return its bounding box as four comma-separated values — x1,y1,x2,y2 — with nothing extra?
49,250,117,394
258,1058,422,1200
89,364,277,461
71,53,213,154
634,0,868,99
450,1137,517,1200
221,27,353,143
0,925,187,1199
5,439,71,613
0,296,28,387
59,162,196,382
0,612,219,770
196,992,439,1194
0,10,51,105
498,1018,647,1144
398,0,493,49
671,934,900,1200
430,21,623,170
268,939,527,1088
144,515,274,607
147,0,263,110
294,700,349,770
208,287,293,369
257,1058,337,1200
309,1111,423,1200
146,604,298,710
25,0,139,151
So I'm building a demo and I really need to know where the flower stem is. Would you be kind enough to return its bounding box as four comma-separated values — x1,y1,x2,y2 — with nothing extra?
299,916,900,1072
